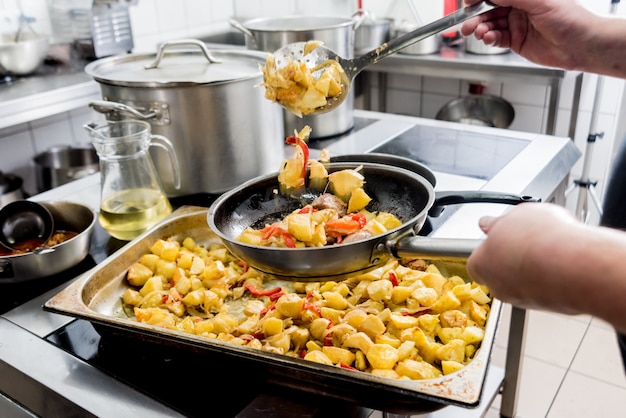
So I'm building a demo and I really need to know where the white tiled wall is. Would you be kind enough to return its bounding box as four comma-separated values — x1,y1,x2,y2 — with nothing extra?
0,0,625,224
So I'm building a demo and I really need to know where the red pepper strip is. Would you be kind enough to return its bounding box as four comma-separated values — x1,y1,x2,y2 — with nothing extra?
303,301,322,318
245,283,283,297
299,349,307,359
268,291,285,302
388,271,399,287
324,332,333,346
325,217,363,236
161,295,169,303
350,213,367,228
285,135,310,179
261,224,296,248
260,304,276,316
298,206,314,214
339,363,358,371
236,260,249,272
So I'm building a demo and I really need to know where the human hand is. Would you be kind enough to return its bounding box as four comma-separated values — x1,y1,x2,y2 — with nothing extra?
466,203,582,314
461,0,596,71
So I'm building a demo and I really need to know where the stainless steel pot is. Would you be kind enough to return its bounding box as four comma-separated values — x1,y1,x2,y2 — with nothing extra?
0,171,25,209
393,23,440,55
84,39,285,196
230,16,360,139
436,94,515,128
352,11,392,56
0,200,95,283
33,146,99,192
465,35,509,55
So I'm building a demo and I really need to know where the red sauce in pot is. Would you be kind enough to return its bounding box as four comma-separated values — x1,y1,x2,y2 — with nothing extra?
0,230,79,256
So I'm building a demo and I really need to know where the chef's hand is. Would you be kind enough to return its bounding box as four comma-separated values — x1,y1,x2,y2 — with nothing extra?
466,203,583,315
460,0,625,76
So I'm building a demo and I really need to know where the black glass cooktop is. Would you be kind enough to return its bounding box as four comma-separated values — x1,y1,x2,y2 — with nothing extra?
373,124,528,180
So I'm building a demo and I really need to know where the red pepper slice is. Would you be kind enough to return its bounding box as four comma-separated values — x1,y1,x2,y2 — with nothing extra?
388,271,399,287
350,213,367,228
285,135,310,179
326,216,363,236
339,363,358,371
268,291,285,301
245,284,283,297
261,224,296,248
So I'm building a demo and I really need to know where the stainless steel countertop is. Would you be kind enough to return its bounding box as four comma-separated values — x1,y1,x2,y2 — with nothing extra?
0,110,581,417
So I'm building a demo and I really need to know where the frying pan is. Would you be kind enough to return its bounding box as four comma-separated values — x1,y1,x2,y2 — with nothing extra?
208,162,538,280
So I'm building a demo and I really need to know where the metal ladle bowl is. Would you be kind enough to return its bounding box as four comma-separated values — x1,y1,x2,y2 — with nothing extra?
270,1,497,115
0,200,54,251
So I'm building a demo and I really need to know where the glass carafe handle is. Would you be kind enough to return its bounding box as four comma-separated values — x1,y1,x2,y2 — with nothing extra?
149,134,182,190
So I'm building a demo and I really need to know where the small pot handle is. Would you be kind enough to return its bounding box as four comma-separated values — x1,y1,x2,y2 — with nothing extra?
351,10,369,31
89,100,158,120
144,39,222,70
229,18,255,38
429,190,541,217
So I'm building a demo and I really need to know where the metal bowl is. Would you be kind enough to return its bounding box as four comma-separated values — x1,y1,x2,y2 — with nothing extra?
0,32,50,75
0,200,96,283
436,95,515,129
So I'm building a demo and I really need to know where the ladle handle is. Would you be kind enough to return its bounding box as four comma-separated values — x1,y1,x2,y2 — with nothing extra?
391,236,481,261
350,1,497,73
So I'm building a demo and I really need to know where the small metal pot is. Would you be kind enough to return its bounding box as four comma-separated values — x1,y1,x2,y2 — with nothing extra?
465,35,509,55
33,146,99,192
393,23,440,55
0,171,25,209
353,11,392,56
0,200,96,282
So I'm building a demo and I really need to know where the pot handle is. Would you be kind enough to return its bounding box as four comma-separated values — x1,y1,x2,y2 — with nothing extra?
144,39,222,70
229,18,255,38
89,100,158,121
351,10,369,31
390,236,481,261
429,190,541,217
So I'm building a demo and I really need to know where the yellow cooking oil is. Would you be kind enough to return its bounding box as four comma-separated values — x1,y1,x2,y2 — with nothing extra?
99,188,172,240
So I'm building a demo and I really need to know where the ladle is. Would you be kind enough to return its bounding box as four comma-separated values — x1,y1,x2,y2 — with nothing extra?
0,200,54,252
269,1,497,115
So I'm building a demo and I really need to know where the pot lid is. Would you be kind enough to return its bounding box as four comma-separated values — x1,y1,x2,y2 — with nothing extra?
85,42,267,87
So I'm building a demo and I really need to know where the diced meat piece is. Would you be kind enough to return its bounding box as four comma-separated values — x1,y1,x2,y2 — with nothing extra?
403,259,428,271
312,193,347,217
342,230,374,244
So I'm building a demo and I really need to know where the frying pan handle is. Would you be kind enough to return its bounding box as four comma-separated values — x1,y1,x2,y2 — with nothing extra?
429,191,541,217
391,236,481,261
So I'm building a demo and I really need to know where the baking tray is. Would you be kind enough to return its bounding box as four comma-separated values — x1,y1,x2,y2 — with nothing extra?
44,206,502,414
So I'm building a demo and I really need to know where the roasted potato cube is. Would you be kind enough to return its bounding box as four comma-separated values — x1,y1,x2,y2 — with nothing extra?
366,343,399,369
304,350,333,365
396,359,441,380
122,288,143,306
323,346,356,366
436,339,466,363
322,291,348,310
347,187,371,213
328,169,365,202
367,279,393,302
462,326,486,344
359,314,386,339
440,310,468,328
275,293,304,318
441,360,465,375
411,287,438,306
431,291,462,313
155,259,177,279
127,262,154,287
310,317,332,341
371,369,402,379
262,317,284,336
288,212,314,242
389,313,419,330
343,331,374,353
139,275,164,296
139,253,160,272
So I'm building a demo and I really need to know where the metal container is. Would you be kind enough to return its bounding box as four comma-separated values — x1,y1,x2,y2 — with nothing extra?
0,32,50,75
393,23,440,55
84,40,285,196
0,200,95,283
44,206,501,414
33,146,99,192
0,172,24,208
230,16,358,139
353,12,392,56
436,94,515,128
465,35,509,55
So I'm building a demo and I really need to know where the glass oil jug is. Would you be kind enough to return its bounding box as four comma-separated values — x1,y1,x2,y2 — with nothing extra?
85,120,181,241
